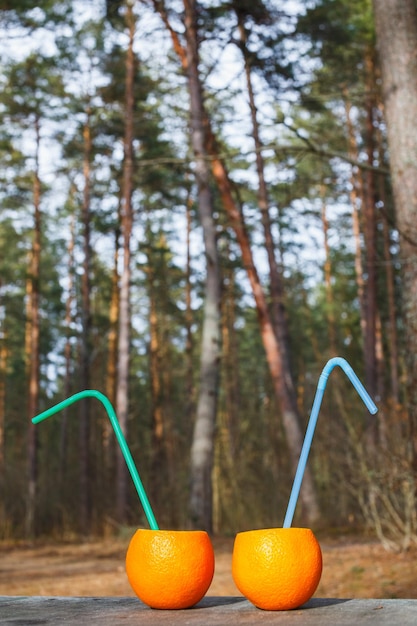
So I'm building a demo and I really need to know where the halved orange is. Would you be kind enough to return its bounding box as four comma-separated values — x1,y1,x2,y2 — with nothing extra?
232,527,322,610
126,528,215,609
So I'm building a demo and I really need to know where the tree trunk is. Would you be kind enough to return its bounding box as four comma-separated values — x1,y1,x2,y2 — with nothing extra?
115,1,135,524
376,103,400,407
221,241,240,461
60,206,76,484
362,49,378,407
0,286,6,476
184,187,195,435
106,224,120,410
237,15,294,389
345,97,367,358
79,108,93,535
25,115,41,538
104,223,120,488
183,0,221,532
372,0,417,470
381,205,400,405
0,314,5,530
146,229,166,521
321,195,336,354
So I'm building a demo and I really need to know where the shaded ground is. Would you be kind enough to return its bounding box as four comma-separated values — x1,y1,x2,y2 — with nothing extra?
0,535,416,599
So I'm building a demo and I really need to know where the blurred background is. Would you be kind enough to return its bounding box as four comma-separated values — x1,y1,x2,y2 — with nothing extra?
0,0,415,554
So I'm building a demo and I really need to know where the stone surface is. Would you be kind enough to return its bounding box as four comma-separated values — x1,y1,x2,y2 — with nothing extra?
1,596,417,625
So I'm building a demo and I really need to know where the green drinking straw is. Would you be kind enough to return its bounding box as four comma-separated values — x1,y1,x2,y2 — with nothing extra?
32,389,159,531
283,357,378,529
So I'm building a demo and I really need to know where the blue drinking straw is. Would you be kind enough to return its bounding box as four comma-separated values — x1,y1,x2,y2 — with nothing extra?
32,389,159,531
283,357,378,528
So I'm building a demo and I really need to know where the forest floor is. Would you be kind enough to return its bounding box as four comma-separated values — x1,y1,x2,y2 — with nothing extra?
0,534,416,599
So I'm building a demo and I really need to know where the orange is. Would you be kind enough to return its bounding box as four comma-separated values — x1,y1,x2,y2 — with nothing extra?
232,527,322,610
126,529,215,609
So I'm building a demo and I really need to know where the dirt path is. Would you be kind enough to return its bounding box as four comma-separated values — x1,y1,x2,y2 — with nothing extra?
0,536,416,599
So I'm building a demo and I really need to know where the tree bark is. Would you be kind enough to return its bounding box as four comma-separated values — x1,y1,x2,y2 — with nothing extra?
381,205,400,405
372,0,417,470
184,187,196,435
145,227,166,521
79,107,93,535
345,97,367,357
0,282,6,476
100,224,119,516
104,223,120,486
221,241,240,462
106,224,120,410
60,206,76,485
25,115,41,538
236,14,294,388
374,103,399,409
321,195,336,354
115,1,135,524
183,0,221,532
362,49,378,406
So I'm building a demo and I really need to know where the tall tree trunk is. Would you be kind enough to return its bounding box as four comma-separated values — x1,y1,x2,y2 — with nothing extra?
236,14,294,391
144,225,179,526
0,285,6,476
362,50,378,408
213,238,246,532
60,207,76,484
321,195,336,354
184,186,195,434
25,115,42,538
104,223,120,485
372,0,417,471
381,205,399,405
0,312,5,530
115,1,135,524
79,108,93,535
345,96,367,357
375,103,400,406
183,0,221,532
347,83,381,445
221,242,240,461
146,228,166,521
106,224,120,409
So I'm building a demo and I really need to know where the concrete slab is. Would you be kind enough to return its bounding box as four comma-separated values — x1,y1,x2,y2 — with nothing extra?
0,596,416,625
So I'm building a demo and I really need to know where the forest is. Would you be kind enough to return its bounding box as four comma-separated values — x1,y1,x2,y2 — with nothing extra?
0,0,416,552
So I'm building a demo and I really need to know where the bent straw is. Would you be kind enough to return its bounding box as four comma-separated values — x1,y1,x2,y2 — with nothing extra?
283,357,378,528
32,389,159,531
